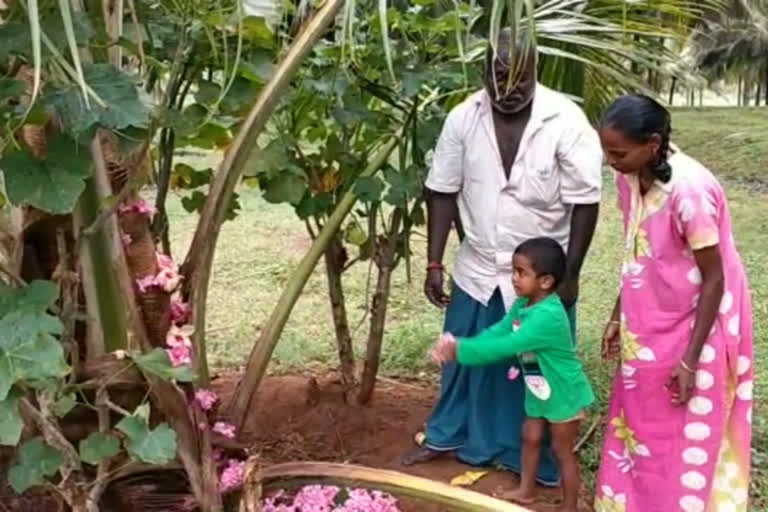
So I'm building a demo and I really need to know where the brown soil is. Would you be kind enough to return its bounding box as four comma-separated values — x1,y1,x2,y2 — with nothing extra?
216,374,593,512
0,374,592,511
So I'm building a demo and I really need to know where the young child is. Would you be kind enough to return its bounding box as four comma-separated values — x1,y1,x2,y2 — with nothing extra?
430,237,594,512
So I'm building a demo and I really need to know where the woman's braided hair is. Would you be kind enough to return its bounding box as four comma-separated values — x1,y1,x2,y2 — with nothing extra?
601,94,673,183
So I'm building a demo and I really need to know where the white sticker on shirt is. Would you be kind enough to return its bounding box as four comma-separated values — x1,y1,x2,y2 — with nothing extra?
524,375,551,401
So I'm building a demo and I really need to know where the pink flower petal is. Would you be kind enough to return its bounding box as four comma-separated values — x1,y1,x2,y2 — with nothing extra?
218,459,245,493
507,366,520,381
136,275,157,293
212,421,236,439
171,298,191,324
167,344,191,367
194,389,218,411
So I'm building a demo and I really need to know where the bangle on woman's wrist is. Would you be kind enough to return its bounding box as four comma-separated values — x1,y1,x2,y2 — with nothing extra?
609,320,620,325
679,359,696,374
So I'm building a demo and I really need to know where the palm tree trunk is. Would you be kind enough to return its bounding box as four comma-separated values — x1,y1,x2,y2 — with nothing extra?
738,76,743,106
668,77,677,105
764,59,768,106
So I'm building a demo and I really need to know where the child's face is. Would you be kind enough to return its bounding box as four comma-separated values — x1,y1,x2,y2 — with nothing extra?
512,253,554,299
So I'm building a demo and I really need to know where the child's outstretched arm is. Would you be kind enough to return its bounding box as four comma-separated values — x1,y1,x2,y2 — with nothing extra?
457,306,562,366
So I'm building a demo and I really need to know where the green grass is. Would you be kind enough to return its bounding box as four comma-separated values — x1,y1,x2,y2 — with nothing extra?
169,107,767,506
672,107,768,185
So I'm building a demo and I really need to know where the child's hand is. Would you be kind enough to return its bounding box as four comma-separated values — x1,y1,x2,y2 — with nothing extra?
430,333,458,364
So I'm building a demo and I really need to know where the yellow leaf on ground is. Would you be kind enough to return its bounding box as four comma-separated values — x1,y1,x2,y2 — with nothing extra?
450,470,489,487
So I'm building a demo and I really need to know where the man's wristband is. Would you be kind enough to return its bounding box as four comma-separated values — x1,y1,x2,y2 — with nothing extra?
426,262,444,271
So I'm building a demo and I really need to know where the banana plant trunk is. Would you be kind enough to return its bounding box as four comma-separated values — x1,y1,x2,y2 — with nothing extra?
228,137,399,430
181,0,346,386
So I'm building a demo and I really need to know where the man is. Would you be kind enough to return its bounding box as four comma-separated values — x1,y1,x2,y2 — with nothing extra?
401,29,602,488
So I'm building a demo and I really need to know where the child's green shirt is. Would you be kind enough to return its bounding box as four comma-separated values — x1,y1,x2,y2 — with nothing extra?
456,294,594,422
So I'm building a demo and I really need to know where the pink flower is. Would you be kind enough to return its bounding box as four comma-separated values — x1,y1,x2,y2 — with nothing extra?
136,275,156,293
507,366,520,381
119,198,156,217
167,344,191,367
166,325,192,348
156,252,176,270
218,459,245,493
170,297,191,324
121,233,132,246
212,421,236,439
194,389,218,411
154,267,181,292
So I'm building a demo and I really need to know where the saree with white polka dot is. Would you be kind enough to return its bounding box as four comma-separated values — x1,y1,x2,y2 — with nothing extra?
594,150,753,512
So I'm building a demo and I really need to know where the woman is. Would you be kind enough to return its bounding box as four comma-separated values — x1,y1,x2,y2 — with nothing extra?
595,95,753,512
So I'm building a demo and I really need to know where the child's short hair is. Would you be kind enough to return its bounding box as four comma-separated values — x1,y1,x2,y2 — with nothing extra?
514,237,567,287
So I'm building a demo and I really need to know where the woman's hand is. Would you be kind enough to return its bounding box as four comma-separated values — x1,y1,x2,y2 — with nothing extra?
429,333,457,364
666,362,696,406
601,320,621,360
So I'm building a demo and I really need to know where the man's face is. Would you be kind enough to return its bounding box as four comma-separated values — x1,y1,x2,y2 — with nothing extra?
484,46,536,114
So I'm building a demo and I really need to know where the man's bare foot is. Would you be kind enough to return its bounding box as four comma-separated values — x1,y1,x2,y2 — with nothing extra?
400,447,445,466
495,487,536,505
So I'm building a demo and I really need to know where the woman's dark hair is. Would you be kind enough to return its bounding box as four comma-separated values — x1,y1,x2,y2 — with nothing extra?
600,94,673,182
514,237,566,287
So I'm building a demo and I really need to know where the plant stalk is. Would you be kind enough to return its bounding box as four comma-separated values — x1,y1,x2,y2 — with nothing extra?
228,136,398,430
181,0,345,384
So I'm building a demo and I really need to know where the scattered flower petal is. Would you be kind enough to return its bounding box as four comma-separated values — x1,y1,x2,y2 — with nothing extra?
194,389,218,411
213,421,236,439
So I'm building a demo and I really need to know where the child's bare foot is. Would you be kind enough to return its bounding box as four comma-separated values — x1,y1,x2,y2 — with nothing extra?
495,486,536,505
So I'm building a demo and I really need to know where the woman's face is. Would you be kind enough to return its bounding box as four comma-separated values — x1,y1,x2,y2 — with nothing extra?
599,124,660,175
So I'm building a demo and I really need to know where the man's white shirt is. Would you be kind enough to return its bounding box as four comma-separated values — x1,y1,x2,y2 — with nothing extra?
425,84,603,309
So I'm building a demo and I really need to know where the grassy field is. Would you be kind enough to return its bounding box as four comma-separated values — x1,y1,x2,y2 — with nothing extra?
168,107,767,506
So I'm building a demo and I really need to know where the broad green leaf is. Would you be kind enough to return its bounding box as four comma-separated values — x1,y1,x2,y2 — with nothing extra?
8,438,64,494
116,415,177,464
79,433,120,465
344,221,368,247
0,311,67,400
51,393,77,418
132,348,197,382
242,16,274,48
353,176,385,202
0,135,91,214
185,123,232,149
263,173,307,205
181,191,241,221
170,163,213,190
245,139,298,179
0,79,25,101
295,192,333,220
0,280,58,316
401,70,427,97
239,51,274,83
45,64,149,134
194,81,221,106
220,77,261,116
0,396,23,446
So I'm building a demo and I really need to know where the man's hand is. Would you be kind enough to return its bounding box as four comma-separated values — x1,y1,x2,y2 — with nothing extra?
557,278,579,308
424,268,450,308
